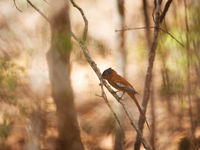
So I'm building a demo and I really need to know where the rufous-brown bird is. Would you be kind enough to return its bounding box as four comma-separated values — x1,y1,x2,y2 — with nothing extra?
102,68,150,131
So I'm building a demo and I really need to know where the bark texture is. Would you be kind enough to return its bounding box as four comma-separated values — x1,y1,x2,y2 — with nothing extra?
46,2,84,150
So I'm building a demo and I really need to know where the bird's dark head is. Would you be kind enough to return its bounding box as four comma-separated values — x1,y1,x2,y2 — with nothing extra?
102,68,114,79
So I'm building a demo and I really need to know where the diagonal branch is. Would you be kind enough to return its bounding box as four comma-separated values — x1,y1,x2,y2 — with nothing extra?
71,32,151,150
99,81,125,146
160,0,173,23
159,27,184,47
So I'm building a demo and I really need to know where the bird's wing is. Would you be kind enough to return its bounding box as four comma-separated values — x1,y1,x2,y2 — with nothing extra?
115,82,138,94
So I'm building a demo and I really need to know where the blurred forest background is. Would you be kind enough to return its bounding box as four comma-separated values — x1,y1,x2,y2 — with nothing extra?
0,0,200,150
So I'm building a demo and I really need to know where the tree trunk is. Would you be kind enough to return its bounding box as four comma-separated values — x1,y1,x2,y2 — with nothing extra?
46,2,84,150
114,0,126,150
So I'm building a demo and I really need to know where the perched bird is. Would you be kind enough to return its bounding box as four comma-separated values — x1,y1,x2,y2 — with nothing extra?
102,68,150,131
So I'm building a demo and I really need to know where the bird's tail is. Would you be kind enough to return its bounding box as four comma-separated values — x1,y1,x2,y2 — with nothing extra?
127,91,151,132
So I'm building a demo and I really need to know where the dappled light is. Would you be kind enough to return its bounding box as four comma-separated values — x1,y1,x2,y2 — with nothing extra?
0,0,199,150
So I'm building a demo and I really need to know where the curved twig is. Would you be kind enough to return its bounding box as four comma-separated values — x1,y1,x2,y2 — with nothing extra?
27,0,50,23
13,0,23,12
69,0,88,41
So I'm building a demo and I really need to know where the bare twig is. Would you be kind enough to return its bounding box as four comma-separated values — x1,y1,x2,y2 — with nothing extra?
115,26,155,32
134,0,163,149
70,1,151,149
26,0,50,23
159,27,184,47
69,0,88,41
115,26,184,47
99,81,125,147
95,83,125,142
13,0,22,12
160,0,173,23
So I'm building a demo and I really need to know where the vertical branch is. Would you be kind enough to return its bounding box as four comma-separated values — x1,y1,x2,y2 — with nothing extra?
142,2,156,149
184,0,195,148
134,0,163,149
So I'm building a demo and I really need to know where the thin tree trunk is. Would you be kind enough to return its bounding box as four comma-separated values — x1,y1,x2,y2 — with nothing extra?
46,2,84,150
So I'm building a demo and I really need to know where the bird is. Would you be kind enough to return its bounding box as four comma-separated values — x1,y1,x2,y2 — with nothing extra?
102,68,150,131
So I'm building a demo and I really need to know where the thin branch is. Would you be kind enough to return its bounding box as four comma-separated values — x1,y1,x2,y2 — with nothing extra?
159,27,184,47
115,26,155,32
99,82,125,147
13,0,23,12
115,26,184,47
70,2,151,149
160,0,173,23
69,0,88,41
26,0,50,23
71,32,124,130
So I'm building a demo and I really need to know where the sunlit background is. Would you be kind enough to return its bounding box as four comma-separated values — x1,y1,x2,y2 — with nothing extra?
0,0,200,150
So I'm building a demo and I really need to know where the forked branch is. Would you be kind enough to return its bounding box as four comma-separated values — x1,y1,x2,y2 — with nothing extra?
135,0,173,149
